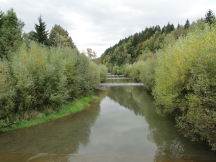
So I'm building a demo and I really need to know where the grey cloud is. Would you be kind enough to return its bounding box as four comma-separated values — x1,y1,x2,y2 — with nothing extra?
1,0,216,55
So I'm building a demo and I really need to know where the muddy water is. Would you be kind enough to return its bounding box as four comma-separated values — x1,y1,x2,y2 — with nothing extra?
0,85,216,162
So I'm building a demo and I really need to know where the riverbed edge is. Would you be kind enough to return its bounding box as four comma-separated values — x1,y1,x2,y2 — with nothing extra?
0,95,99,132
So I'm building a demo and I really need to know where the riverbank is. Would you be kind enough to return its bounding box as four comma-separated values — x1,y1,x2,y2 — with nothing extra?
0,96,98,132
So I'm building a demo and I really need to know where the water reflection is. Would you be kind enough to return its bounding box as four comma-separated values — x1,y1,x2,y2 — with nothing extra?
0,86,216,162
0,100,100,154
107,86,216,161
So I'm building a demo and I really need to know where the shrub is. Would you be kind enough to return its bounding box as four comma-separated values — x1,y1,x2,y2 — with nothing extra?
123,58,157,91
153,23,216,149
112,65,122,75
98,64,108,82
0,42,100,127
139,58,157,91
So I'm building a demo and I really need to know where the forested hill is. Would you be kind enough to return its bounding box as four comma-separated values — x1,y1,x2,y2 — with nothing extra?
101,20,189,71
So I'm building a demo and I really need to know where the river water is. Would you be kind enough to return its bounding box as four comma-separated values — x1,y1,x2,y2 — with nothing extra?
0,80,216,162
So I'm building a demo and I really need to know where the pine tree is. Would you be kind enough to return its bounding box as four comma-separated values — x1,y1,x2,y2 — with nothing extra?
205,9,216,24
177,24,181,29
162,23,175,34
33,16,49,45
184,19,190,29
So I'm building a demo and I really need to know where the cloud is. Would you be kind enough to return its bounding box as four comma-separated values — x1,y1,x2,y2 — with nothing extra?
1,0,216,55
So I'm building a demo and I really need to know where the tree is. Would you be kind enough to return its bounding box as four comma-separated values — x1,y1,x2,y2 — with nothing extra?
0,9,23,58
205,9,216,24
49,25,76,48
24,31,37,41
184,19,190,29
86,48,96,59
177,24,181,29
33,16,49,45
162,23,175,34
0,11,3,27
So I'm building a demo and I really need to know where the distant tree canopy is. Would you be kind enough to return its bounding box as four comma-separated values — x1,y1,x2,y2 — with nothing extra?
49,25,76,49
102,10,216,73
184,19,190,29
0,9,23,58
101,23,176,67
162,23,175,33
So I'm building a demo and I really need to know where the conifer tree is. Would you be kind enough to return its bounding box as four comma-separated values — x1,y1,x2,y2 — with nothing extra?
33,16,49,45
205,9,216,24
184,19,190,29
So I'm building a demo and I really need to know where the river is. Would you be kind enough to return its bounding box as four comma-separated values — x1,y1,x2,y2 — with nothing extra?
0,79,216,162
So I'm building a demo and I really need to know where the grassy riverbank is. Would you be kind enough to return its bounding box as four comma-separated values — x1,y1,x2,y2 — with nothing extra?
0,96,98,132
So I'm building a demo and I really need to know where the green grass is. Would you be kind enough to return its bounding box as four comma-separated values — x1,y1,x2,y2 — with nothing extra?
0,96,97,132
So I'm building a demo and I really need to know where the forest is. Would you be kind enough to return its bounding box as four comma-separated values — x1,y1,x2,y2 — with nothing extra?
101,10,216,150
0,9,107,129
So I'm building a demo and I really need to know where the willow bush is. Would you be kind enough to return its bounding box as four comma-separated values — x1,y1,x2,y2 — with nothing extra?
153,22,216,150
123,58,157,91
98,64,108,82
124,61,145,81
0,42,101,127
122,22,216,150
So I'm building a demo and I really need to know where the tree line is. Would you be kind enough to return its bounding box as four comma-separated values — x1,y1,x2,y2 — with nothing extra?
0,9,107,129
101,10,216,151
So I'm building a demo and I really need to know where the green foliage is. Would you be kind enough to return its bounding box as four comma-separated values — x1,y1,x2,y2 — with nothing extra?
112,65,123,75
98,64,108,82
176,51,216,149
124,58,157,91
184,19,190,29
105,10,216,150
32,16,49,45
205,9,216,24
124,61,144,81
1,96,96,132
0,9,23,58
101,24,176,67
0,43,101,128
162,23,175,34
153,23,216,149
49,25,76,49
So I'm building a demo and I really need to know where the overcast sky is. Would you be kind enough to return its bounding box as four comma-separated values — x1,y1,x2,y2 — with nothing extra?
1,0,216,56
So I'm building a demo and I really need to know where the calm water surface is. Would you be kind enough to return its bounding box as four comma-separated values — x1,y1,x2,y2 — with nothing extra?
0,85,216,162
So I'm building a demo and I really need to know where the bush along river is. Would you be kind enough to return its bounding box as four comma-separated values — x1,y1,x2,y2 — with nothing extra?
0,76,216,162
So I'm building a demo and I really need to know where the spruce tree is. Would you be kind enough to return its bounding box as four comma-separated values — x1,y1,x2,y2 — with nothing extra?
184,19,190,29
162,23,175,34
33,16,48,45
205,9,216,24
